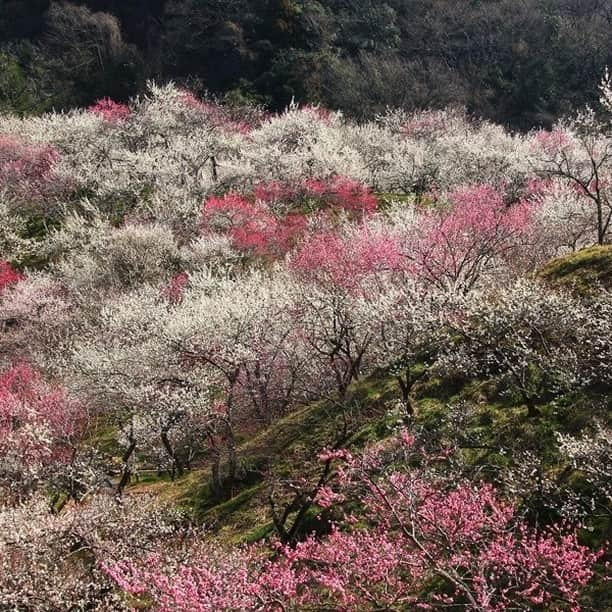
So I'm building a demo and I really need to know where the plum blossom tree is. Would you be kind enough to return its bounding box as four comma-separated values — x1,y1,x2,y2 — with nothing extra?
46,212,184,293
112,83,249,214
557,423,612,504
575,290,612,390
438,280,589,417
201,177,378,261
366,280,450,415
201,192,286,257
287,224,408,402
165,271,311,496
290,224,403,291
300,175,378,217
0,273,75,374
0,199,32,263
348,124,436,195
535,109,612,246
242,101,363,183
88,98,131,123
0,493,181,611
104,541,264,612
104,434,601,611
0,363,85,498
407,184,533,293
71,286,213,490
529,178,598,255
373,108,535,197
0,260,22,296
0,133,73,242
292,280,377,401
0,135,63,204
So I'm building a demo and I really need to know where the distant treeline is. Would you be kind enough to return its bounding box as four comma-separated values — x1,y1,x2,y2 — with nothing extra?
1,0,611,127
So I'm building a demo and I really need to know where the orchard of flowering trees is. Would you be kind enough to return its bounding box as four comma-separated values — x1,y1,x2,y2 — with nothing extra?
0,74,611,611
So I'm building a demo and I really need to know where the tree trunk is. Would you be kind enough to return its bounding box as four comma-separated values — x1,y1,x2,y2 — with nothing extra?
526,399,541,418
161,429,183,479
597,198,604,245
210,454,222,500
397,370,415,417
211,155,218,182
226,425,237,497
118,438,136,495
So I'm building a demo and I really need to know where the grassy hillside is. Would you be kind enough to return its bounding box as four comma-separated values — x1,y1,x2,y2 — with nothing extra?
127,366,611,550
129,373,400,543
539,245,612,295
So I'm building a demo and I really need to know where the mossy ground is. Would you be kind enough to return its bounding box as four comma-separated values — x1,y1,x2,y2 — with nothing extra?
126,366,610,549
539,245,612,294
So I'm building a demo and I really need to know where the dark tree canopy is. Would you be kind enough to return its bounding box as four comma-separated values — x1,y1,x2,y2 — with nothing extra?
0,0,610,127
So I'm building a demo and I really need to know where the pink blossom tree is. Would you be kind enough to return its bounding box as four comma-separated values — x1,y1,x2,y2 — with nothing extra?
0,261,22,296
105,435,601,611
0,363,86,497
408,184,533,292
88,98,131,123
201,192,286,257
253,176,378,218
290,225,404,291
179,90,259,135
302,175,378,217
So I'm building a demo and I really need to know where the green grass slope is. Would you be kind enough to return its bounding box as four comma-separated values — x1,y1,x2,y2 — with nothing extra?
539,245,612,294
128,368,610,549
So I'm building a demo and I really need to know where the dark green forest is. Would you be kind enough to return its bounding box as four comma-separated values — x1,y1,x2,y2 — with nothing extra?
1,0,611,128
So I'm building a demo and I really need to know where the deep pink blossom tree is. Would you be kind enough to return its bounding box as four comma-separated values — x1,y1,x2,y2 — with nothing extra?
201,176,378,260
162,272,190,305
88,98,131,123
201,193,284,257
0,261,22,296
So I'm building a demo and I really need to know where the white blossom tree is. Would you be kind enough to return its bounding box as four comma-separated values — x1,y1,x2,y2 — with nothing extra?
438,280,588,418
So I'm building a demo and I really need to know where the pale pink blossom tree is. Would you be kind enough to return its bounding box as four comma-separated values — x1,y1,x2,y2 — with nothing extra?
534,108,612,245
0,363,86,497
407,184,533,293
